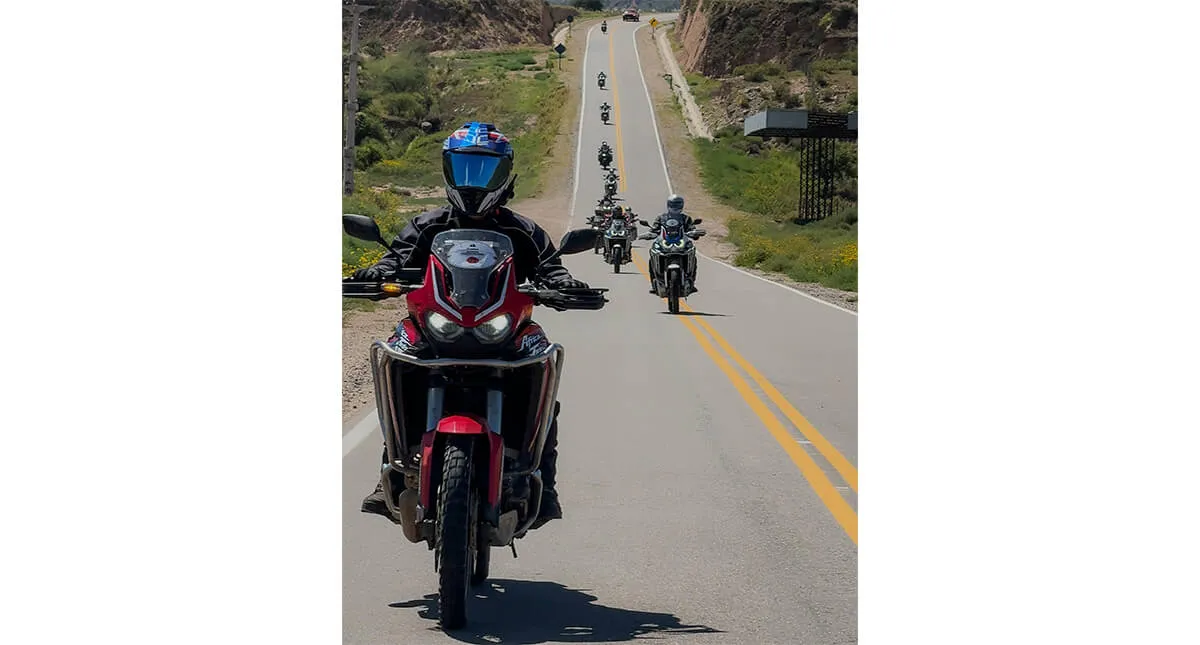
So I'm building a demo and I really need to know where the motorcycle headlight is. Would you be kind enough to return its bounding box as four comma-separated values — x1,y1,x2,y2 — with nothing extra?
473,314,512,343
425,311,464,342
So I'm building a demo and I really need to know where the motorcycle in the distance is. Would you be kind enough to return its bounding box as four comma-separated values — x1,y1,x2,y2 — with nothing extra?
597,72,606,89
587,208,610,254
603,213,634,273
639,217,706,314
341,214,607,630
603,174,618,199
601,106,610,125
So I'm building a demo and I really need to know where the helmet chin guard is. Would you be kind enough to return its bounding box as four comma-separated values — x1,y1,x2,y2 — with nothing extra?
445,173,517,217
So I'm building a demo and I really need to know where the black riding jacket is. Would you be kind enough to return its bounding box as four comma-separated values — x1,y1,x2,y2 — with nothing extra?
647,211,696,236
367,205,573,285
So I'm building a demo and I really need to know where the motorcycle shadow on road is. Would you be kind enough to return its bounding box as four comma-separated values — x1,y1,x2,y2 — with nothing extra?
657,310,728,317
390,578,721,643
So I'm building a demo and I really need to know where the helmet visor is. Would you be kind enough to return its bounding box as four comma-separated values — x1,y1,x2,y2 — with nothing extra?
443,151,512,191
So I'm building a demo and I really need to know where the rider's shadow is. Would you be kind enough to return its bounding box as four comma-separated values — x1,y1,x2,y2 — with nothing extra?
391,578,721,643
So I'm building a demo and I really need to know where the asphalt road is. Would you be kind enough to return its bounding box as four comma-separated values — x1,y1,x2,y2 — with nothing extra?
343,17,858,645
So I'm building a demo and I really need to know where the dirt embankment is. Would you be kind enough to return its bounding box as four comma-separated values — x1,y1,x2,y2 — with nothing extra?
676,0,857,76
354,0,578,52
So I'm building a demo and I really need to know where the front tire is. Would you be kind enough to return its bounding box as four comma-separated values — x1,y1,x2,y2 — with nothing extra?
436,436,476,630
612,246,622,273
667,272,681,314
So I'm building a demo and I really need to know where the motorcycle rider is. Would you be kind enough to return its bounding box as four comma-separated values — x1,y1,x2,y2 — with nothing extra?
598,141,613,167
600,102,612,121
645,193,700,295
353,121,587,528
597,71,607,87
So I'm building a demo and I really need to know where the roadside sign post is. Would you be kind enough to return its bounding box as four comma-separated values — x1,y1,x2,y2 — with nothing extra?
554,42,566,70
649,17,659,31
566,14,574,38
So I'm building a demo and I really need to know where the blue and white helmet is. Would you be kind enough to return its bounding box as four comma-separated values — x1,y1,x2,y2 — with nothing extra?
442,121,516,216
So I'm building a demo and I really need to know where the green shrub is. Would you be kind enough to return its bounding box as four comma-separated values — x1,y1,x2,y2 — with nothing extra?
354,112,388,145
362,40,385,58
743,67,766,82
726,214,857,291
355,139,386,169
377,60,428,94
734,62,785,82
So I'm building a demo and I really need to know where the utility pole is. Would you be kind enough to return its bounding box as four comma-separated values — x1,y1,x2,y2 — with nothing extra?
343,1,371,196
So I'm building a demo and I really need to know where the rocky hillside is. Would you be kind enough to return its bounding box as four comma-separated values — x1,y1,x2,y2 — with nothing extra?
351,0,579,52
676,0,856,76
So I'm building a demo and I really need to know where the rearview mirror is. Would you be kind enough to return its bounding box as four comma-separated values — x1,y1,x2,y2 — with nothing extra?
343,214,389,247
556,228,603,256
691,218,703,225
639,219,651,227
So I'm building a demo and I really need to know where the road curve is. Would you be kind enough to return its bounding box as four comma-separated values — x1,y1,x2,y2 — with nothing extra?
343,16,858,644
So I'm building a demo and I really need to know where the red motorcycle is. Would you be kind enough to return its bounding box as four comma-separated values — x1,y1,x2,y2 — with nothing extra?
342,214,607,630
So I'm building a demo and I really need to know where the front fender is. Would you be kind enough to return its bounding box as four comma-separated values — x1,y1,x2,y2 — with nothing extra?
418,416,504,510
436,415,489,435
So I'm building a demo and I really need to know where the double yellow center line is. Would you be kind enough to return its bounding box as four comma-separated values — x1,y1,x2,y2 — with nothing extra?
603,25,858,545
607,29,627,192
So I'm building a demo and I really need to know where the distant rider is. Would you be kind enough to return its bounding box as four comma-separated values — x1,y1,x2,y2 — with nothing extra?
598,141,613,166
352,121,588,528
645,194,700,294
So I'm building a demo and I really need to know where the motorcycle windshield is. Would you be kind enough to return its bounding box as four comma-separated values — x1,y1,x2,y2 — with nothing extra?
608,220,627,235
429,229,515,309
663,218,684,245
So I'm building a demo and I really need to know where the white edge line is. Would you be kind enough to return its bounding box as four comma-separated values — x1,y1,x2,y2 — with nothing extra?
631,19,858,318
631,22,674,195
567,24,598,230
342,409,379,457
697,252,859,316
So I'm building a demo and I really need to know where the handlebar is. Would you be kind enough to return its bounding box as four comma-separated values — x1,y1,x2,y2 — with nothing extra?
517,285,609,311
342,275,608,311
638,229,707,241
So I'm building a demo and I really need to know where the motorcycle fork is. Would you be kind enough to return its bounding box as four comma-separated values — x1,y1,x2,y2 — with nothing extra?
414,372,506,524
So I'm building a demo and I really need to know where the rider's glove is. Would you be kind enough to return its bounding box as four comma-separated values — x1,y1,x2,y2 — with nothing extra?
352,266,386,281
546,275,589,290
